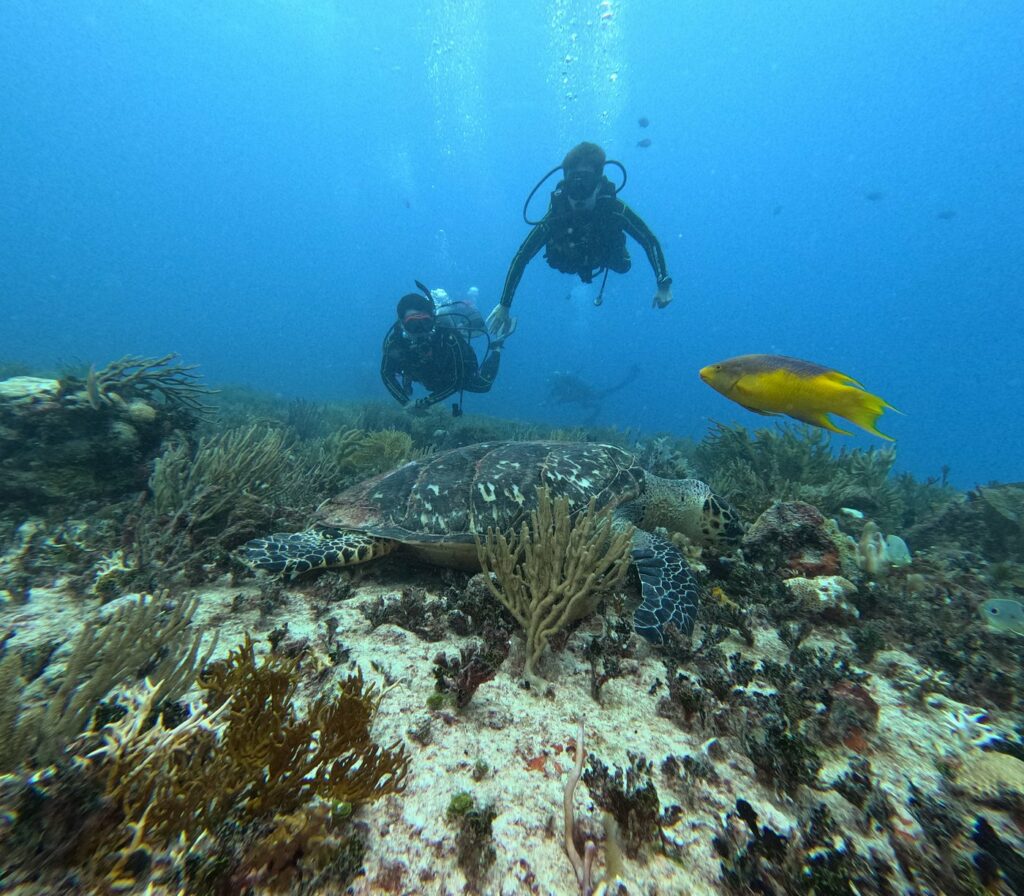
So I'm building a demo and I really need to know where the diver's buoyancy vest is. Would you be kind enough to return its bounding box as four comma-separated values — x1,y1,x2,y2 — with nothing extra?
543,178,625,278
435,300,487,340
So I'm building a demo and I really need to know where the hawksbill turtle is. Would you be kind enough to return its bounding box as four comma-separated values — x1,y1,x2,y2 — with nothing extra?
242,441,742,644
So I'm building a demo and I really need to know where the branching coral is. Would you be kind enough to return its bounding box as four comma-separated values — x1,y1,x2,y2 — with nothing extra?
150,425,298,528
132,424,309,580
0,592,212,770
331,427,415,476
476,488,633,685
77,353,212,414
92,636,408,848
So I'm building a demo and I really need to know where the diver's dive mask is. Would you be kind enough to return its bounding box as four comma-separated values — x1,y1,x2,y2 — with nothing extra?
398,289,437,341
402,311,435,339
564,167,601,204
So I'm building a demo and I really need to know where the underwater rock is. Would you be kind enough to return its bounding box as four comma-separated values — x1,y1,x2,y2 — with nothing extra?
742,501,846,577
903,485,1024,561
0,376,60,405
978,483,1024,560
0,360,205,510
783,575,858,622
821,680,880,751
950,750,1024,809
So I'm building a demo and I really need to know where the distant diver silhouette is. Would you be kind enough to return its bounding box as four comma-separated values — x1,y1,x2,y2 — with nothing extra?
545,364,641,424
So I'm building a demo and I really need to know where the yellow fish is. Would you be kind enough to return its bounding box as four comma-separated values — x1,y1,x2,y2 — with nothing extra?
699,354,898,440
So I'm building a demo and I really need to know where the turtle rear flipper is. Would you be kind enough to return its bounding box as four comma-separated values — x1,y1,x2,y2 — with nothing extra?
630,529,700,644
242,527,396,575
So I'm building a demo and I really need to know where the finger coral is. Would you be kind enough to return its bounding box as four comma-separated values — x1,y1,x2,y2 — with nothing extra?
476,488,633,685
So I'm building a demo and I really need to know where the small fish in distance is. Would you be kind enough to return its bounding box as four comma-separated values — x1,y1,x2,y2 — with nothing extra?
979,598,1024,636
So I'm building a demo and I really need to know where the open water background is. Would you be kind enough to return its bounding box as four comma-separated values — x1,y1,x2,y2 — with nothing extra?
1,1,1022,486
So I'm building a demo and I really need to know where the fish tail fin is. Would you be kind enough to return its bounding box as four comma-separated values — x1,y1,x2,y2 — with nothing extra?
835,385,898,441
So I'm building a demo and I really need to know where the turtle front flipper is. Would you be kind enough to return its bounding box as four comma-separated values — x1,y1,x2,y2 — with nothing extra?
630,529,701,645
242,526,396,575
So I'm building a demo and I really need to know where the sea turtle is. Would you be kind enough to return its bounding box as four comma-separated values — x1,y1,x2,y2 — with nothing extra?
242,441,743,644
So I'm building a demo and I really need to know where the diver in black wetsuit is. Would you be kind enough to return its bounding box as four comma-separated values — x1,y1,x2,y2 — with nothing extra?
487,141,673,338
381,285,511,417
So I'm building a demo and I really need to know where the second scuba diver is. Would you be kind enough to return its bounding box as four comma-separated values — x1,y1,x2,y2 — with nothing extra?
381,282,513,417
487,141,674,338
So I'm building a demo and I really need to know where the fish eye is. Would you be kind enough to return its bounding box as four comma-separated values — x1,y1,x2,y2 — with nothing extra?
988,606,1000,615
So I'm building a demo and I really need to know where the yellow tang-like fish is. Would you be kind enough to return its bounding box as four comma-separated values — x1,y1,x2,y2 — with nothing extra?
699,354,898,440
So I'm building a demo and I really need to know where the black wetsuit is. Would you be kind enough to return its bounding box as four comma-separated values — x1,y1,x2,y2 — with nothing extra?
497,176,671,310
380,324,501,409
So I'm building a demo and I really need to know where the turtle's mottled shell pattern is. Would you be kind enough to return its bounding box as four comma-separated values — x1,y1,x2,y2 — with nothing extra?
315,441,643,544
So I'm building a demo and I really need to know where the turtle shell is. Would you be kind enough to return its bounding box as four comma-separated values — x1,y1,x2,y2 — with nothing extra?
315,441,644,545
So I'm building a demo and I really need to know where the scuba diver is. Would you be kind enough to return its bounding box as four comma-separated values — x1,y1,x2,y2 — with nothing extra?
381,282,512,417
487,141,673,338
546,363,642,424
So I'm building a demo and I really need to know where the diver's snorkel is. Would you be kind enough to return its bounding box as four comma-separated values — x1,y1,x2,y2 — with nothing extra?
522,159,627,224
413,280,435,303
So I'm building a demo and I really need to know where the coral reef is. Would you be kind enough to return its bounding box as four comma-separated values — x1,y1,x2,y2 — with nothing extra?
2,370,1022,894
694,422,903,526
0,633,406,892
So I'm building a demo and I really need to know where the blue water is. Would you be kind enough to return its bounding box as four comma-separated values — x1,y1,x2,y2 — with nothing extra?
2,1,1021,488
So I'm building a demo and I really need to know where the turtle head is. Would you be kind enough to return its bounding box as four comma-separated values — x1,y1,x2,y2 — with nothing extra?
640,474,745,547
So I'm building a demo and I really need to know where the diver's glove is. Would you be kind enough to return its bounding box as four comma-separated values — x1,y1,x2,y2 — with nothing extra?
486,303,517,339
653,278,673,309
490,317,517,350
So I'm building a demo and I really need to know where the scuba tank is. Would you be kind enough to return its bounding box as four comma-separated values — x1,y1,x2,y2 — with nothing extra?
431,288,488,340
